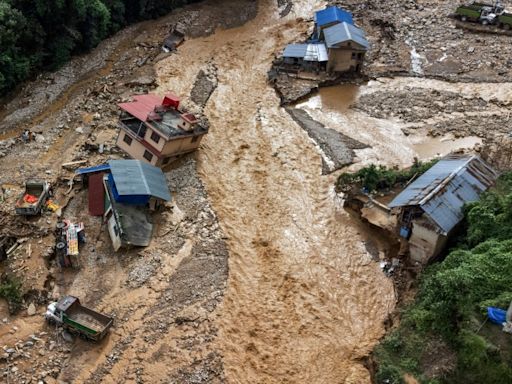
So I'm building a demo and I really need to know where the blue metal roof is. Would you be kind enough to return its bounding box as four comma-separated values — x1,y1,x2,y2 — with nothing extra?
324,22,369,49
389,155,498,234
75,164,111,175
315,6,353,27
108,160,171,201
283,44,308,58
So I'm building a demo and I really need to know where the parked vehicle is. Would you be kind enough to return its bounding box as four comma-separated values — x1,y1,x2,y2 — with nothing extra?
45,296,113,341
455,1,505,24
15,180,51,216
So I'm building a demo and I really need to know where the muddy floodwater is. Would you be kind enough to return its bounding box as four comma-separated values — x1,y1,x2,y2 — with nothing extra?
158,1,395,383
297,80,496,170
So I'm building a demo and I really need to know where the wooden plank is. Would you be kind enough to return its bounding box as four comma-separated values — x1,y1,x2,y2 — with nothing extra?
88,173,105,216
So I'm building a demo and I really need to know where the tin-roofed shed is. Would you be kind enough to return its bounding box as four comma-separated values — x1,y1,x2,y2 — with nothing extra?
389,154,498,264
108,160,171,205
282,43,328,71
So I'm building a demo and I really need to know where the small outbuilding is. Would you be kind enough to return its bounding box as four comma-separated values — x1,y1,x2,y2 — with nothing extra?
282,43,328,71
389,154,498,264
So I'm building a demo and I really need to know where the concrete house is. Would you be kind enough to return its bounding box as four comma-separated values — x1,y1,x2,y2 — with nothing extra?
389,155,498,264
117,93,208,168
323,22,369,73
102,160,171,251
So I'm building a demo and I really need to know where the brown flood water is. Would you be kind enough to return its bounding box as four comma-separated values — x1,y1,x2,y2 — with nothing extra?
157,1,395,383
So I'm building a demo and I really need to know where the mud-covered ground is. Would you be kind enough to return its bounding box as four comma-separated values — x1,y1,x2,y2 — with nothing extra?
1,0,512,383
0,1,255,382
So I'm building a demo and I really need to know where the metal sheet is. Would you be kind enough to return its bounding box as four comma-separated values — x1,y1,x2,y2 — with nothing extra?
304,43,328,62
315,6,353,27
283,44,308,58
109,160,171,202
324,22,369,49
389,155,498,234
118,94,162,122
75,164,111,175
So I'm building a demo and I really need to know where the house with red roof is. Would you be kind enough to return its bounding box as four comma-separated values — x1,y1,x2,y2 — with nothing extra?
116,93,208,168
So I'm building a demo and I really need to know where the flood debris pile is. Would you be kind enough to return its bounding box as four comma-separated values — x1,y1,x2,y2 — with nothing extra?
352,84,512,139
337,0,512,81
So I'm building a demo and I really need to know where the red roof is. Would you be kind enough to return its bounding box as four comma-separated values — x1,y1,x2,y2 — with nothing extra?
118,93,180,122
181,113,198,124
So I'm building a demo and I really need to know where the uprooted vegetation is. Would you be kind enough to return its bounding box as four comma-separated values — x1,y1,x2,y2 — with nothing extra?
336,159,439,194
374,173,512,384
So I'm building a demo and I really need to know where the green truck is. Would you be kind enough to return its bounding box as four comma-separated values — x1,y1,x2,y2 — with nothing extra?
45,296,113,341
455,2,504,24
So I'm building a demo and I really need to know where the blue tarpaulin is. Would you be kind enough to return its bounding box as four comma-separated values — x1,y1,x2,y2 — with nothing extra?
487,307,507,324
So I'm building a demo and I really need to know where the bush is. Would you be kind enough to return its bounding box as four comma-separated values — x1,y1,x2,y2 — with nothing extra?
0,276,23,313
336,158,439,193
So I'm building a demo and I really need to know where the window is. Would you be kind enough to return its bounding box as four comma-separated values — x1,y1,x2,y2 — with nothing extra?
123,134,132,145
358,53,364,59
143,150,154,162
150,131,161,144
191,135,199,143
351,52,356,59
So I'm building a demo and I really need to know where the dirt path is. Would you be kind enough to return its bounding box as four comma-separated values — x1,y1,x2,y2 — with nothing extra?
157,1,395,382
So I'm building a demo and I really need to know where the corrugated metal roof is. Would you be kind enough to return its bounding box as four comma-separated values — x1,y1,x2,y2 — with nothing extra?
283,43,328,62
304,43,328,62
389,155,498,234
283,44,308,58
118,93,180,122
315,6,353,27
324,22,369,49
75,164,111,175
109,160,171,201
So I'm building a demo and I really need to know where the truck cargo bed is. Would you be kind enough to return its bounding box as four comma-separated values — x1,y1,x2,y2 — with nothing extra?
66,305,112,333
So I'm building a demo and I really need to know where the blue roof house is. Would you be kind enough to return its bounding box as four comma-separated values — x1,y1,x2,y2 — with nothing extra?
101,160,171,251
389,154,497,264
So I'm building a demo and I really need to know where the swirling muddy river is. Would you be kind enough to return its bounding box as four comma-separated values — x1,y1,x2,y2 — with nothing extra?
157,1,396,382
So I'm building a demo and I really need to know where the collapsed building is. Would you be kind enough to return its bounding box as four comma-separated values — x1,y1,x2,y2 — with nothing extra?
117,93,208,168
389,154,498,264
77,159,171,251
